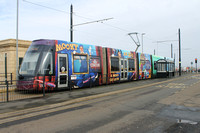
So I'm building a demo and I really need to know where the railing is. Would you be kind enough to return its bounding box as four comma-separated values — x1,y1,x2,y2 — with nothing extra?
0,75,51,103
0,73,13,85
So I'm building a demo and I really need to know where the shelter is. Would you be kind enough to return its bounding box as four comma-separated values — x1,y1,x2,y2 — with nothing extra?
156,59,175,78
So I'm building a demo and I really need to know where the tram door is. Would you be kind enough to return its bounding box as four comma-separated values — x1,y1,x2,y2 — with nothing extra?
120,59,128,80
58,54,68,88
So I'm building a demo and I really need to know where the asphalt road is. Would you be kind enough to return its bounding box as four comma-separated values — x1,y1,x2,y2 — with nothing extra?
0,74,200,133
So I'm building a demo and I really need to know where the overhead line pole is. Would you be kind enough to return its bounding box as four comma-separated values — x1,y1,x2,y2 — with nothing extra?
171,43,173,58
16,0,19,80
178,28,181,76
70,5,113,42
70,4,73,42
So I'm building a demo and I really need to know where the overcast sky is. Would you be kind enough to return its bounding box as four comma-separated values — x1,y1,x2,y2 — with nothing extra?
0,0,200,68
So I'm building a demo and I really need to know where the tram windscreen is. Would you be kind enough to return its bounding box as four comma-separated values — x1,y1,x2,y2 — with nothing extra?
19,45,53,76
19,52,40,75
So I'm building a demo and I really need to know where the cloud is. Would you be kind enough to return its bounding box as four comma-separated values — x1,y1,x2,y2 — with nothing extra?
1,0,200,67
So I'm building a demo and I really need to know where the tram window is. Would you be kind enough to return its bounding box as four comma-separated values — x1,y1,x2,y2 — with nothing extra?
59,57,66,73
168,63,171,71
128,59,135,71
157,63,166,72
157,64,161,71
154,61,157,70
111,57,119,71
161,64,166,71
169,63,173,72
39,52,53,75
73,54,88,73
19,52,40,75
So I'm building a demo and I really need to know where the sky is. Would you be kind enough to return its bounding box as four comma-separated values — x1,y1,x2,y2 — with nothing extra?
0,0,200,68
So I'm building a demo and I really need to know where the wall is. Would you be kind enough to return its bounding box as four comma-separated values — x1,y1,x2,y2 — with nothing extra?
0,39,32,81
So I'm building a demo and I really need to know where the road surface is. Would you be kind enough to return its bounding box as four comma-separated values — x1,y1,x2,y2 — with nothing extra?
0,74,200,133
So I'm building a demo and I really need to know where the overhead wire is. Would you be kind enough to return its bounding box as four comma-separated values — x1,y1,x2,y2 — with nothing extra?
74,12,132,33
23,0,69,14
22,0,162,46
22,0,130,33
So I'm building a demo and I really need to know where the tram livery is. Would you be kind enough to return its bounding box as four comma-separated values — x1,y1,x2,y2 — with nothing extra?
137,53,152,79
18,39,175,90
151,55,164,78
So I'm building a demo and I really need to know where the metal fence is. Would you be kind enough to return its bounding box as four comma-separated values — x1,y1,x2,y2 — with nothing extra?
0,73,13,85
0,77,44,103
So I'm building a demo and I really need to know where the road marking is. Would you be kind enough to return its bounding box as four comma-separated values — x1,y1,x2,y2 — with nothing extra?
0,75,197,125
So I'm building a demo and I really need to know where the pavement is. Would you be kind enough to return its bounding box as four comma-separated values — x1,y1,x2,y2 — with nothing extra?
159,75,200,107
0,73,197,115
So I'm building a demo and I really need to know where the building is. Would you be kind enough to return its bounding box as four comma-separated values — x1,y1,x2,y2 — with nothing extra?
0,39,32,81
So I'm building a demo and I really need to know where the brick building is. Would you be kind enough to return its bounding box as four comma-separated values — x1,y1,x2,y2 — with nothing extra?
0,39,32,81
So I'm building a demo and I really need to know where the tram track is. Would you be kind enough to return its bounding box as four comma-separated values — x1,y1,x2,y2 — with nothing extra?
0,75,194,125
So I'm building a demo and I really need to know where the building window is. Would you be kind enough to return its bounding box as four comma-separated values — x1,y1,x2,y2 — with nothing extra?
73,54,88,73
111,57,119,71
19,57,23,69
128,59,135,71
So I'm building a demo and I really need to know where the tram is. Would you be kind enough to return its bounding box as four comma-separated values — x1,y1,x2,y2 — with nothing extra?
17,39,175,90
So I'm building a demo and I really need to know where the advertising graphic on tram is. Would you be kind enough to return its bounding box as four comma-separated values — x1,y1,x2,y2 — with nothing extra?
106,48,137,83
138,53,152,79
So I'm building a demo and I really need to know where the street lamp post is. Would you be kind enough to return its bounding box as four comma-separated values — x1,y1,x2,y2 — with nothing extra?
141,33,145,53
16,0,19,80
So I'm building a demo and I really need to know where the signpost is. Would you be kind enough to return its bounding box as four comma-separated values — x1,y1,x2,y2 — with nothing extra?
195,58,197,73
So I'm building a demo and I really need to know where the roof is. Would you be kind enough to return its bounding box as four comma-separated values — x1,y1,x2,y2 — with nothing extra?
0,39,32,48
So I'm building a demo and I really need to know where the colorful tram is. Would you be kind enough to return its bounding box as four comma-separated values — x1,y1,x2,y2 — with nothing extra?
17,39,175,90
